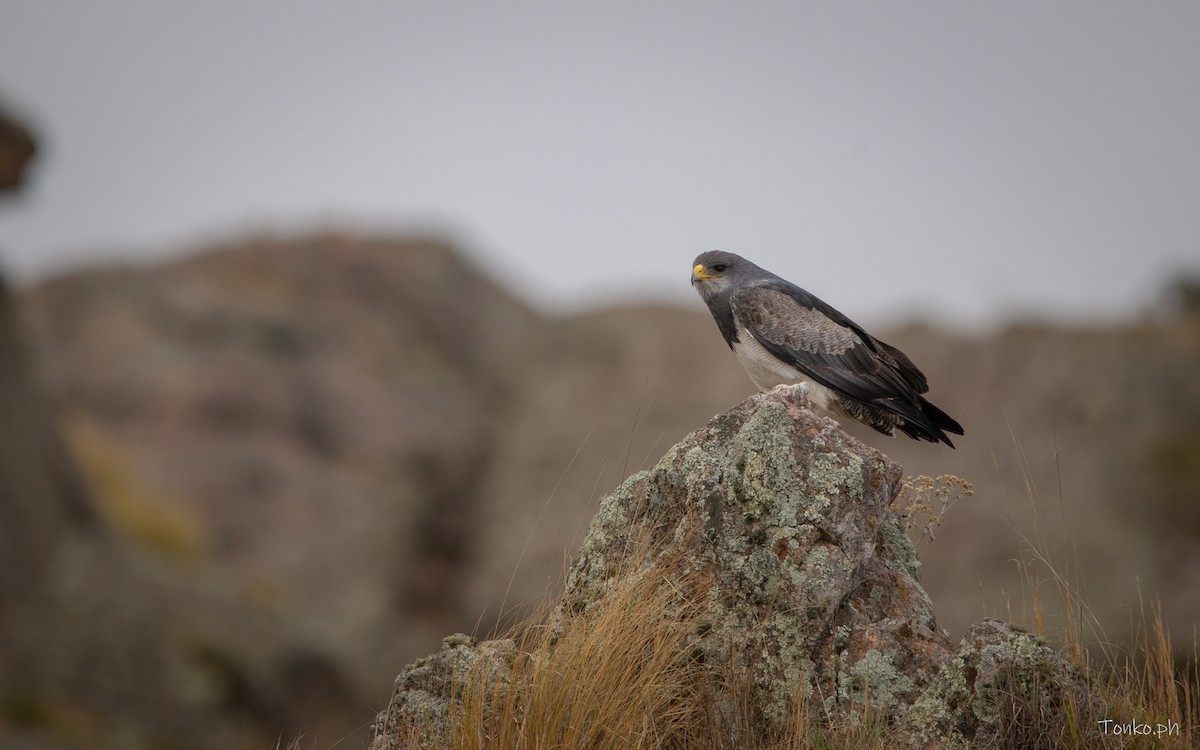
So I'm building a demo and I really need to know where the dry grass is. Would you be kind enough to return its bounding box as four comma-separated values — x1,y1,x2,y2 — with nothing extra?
996,454,1199,750
453,556,706,749
896,466,1198,748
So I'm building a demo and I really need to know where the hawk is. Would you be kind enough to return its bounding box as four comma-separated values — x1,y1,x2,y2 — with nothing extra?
691,250,963,447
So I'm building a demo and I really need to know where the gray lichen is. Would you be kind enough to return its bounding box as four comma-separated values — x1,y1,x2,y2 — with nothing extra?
843,649,915,713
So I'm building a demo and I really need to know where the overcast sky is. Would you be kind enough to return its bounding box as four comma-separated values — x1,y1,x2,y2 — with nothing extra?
1,2,1197,327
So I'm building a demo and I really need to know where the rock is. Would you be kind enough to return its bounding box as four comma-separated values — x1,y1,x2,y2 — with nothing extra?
905,619,1102,748
0,101,36,193
370,634,516,750
555,384,949,734
370,386,1103,748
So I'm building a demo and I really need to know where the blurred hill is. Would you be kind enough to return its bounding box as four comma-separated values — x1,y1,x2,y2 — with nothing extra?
6,228,1199,746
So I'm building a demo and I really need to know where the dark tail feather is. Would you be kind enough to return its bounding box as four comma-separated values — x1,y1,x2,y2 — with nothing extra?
900,397,963,448
851,395,963,448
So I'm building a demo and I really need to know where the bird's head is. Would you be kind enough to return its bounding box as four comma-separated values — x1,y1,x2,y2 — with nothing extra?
691,250,757,300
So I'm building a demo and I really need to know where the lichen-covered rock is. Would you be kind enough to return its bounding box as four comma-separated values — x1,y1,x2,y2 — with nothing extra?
370,386,1102,748
903,619,1103,748
555,384,951,734
369,633,516,750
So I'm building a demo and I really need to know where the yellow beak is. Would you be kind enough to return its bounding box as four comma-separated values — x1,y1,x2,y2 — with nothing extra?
692,263,714,282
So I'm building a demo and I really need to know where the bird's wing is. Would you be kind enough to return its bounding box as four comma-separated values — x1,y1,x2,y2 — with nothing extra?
729,282,919,403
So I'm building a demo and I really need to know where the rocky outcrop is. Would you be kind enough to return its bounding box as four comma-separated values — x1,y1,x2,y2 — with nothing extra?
555,385,949,733
0,102,36,192
370,387,1100,748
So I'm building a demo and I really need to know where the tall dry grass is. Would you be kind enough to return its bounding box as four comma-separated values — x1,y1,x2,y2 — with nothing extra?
454,552,706,748
997,460,1199,750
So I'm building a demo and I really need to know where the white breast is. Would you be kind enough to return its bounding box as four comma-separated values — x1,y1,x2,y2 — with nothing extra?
731,329,840,413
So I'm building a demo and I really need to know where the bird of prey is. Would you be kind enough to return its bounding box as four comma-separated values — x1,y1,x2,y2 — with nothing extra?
691,250,963,447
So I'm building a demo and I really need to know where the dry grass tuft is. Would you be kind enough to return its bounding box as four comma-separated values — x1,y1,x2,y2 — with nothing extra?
453,554,707,749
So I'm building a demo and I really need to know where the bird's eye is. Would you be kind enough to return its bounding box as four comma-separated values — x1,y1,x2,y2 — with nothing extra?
712,264,727,273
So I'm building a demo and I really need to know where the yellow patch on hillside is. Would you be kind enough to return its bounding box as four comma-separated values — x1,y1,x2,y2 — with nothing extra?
64,415,208,561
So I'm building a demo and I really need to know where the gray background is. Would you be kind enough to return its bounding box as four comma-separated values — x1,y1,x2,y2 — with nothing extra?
2,1,1197,326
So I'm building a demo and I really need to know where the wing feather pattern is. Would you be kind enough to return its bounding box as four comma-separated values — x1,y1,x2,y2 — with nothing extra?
730,281,963,445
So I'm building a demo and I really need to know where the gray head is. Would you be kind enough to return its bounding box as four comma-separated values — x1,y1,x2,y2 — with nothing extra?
690,251,771,303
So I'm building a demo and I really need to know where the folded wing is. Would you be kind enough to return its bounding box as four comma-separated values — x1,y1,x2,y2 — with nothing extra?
730,281,963,445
